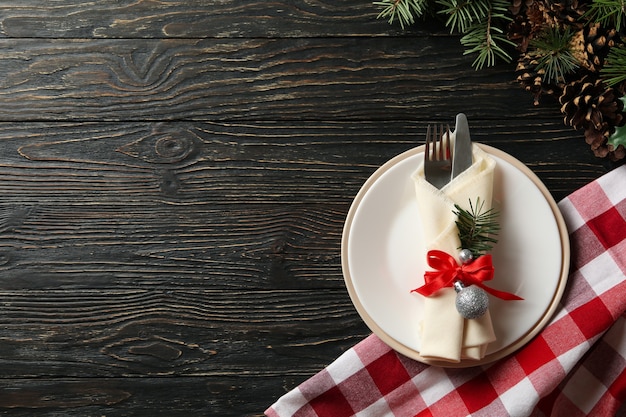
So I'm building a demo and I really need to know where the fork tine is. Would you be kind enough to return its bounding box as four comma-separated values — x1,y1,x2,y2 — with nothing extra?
425,124,431,160
446,125,452,159
444,124,451,160
437,124,443,161
430,125,434,160
424,123,452,188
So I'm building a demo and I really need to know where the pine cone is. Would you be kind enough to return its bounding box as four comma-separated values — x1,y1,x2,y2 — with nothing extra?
570,28,587,68
545,0,586,30
516,56,545,105
507,0,547,54
561,76,626,160
508,14,534,53
610,143,626,160
510,0,534,15
559,76,622,131
584,127,626,161
526,1,546,32
516,54,563,105
583,23,619,72
584,127,611,158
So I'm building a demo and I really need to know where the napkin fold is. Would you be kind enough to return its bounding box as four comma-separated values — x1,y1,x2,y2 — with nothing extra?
266,164,626,417
411,144,496,362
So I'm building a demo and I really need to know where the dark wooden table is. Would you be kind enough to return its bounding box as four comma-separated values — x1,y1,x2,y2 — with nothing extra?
0,2,622,416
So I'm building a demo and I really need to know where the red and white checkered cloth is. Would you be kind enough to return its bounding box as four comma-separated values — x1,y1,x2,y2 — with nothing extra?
266,164,626,417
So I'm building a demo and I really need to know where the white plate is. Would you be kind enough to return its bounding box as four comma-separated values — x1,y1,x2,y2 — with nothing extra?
342,144,570,367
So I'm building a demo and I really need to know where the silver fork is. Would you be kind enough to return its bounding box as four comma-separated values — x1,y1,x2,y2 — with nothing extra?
424,124,452,189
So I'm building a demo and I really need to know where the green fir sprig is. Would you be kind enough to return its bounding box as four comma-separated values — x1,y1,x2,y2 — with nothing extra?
374,0,514,69
528,26,579,85
460,5,515,70
453,198,500,255
583,0,626,32
601,44,626,87
437,0,490,34
374,0,429,29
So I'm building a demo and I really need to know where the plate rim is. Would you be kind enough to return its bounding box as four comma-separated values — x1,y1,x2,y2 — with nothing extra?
341,143,571,367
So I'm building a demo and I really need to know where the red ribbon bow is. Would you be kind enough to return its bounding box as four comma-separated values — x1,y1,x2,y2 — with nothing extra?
412,250,523,301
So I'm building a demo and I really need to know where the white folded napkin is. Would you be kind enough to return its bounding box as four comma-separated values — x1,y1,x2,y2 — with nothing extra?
411,144,497,362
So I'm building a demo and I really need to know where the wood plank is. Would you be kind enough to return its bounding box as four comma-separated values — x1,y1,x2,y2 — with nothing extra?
0,0,440,38
0,289,368,377
0,121,610,203
0,203,349,290
1,376,297,416
0,120,610,291
0,37,533,122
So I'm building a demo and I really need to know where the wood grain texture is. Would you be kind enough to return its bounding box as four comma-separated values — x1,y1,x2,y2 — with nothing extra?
0,0,431,39
0,120,610,202
0,37,542,122
0,120,605,293
1,376,301,416
0,288,368,375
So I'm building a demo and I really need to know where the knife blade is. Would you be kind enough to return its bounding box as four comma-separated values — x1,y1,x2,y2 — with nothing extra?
451,113,473,179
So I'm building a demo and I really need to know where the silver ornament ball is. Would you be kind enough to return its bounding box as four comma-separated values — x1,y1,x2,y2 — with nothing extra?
459,249,474,264
454,282,489,319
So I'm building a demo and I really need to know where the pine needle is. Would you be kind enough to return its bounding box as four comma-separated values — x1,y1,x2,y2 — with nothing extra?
584,0,626,32
373,0,514,68
601,45,626,87
453,198,500,255
374,0,428,29
458,0,515,69
528,26,579,85
436,0,491,34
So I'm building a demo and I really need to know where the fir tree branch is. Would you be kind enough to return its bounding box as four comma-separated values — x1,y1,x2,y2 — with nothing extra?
584,0,626,32
528,26,579,85
453,198,500,255
374,0,428,29
459,0,515,70
601,44,626,86
436,0,490,34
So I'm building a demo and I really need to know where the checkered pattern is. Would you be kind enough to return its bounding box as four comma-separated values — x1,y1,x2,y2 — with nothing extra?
266,165,626,417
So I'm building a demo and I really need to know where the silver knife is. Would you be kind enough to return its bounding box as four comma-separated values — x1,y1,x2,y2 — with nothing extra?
452,113,473,179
